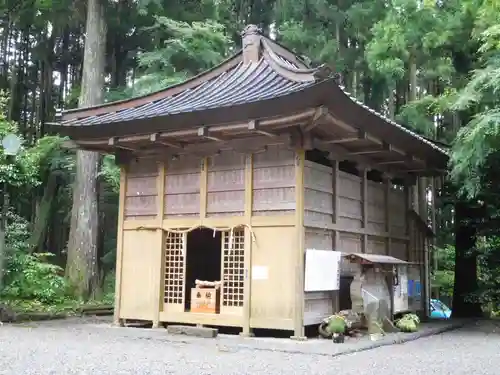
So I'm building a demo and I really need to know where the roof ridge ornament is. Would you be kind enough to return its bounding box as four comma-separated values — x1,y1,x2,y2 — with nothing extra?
241,24,262,64
241,24,262,37
312,65,335,81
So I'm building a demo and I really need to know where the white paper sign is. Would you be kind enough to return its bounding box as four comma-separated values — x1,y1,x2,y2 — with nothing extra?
252,266,268,280
304,249,341,291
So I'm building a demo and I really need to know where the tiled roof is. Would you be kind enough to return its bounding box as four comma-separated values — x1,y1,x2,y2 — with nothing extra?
63,57,316,127
338,86,448,156
54,25,447,162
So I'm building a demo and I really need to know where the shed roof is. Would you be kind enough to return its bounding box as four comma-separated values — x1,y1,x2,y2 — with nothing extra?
51,25,448,170
344,253,409,265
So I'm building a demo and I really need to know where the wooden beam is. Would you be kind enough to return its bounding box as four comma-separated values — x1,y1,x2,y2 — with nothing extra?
108,137,136,151
348,142,393,155
377,154,425,166
302,106,328,132
150,133,184,149
137,134,293,157
323,129,367,144
247,120,277,137
324,112,357,132
71,109,318,146
313,138,396,178
198,126,225,142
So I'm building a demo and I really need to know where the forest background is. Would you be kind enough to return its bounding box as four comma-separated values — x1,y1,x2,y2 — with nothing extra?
1,0,499,317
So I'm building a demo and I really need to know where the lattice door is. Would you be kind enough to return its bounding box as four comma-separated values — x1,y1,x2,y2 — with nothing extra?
221,229,245,314
164,232,185,312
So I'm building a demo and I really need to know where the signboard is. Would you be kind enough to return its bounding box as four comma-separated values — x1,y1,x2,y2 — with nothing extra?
252,266,268,280
304,249,341,292
190,287,220,314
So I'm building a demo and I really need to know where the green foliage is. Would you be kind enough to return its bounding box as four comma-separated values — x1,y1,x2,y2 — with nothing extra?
432,245,455,301
475,236,500,311
276,21,340,68
327,316,347,334
450,22,500,197
396,313,420,332
2,252,67,305
1,214,68,305
117,17,233,98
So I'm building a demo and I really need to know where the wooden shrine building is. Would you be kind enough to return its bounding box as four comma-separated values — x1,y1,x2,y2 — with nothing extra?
51,25,448,338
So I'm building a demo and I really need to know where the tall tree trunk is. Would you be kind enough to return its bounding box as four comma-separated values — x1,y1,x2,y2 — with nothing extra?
66,0,107,300
408,52,417,102
452,201,482,317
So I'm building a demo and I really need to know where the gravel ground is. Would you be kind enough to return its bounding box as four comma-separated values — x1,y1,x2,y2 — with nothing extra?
0,318,498,375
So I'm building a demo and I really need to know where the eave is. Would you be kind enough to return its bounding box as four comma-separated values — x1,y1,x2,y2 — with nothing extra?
49,25,449,177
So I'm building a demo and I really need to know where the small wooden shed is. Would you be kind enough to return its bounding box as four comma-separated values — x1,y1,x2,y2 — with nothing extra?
52,25,447,338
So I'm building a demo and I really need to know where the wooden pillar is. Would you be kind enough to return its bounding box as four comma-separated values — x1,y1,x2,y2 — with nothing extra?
404,183,411,261
113,165,127,326
384,176,391,255
431,177,438,299
412,184,419,213
200,157,208,218
331,160,339,313
152,161,166,328
417,177,430,317
361,168,368,253
292,150,306,340
241,153,253,336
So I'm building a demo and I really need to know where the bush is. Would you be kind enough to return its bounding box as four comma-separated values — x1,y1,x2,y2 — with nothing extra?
396,313,420,333
2,252,68,305
1,214,69,306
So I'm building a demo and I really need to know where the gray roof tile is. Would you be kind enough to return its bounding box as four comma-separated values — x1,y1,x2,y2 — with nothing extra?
63,58,314,127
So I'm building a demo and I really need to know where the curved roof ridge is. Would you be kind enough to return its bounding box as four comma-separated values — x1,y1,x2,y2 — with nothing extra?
59,50,243,121
261,39,331,84
259,37,311,69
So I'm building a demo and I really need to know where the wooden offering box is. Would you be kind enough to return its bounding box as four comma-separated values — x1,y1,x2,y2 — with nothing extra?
190,287,221,314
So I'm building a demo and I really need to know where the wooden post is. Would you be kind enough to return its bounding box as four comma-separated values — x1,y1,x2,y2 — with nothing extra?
361,168,368,253
431,177,438,299
292,150,306,340
241,153,253,337
404,183,411,261
152,161,166,328
113,166,127,326
418,177,430,317
384,176,391,255
331,160,339,313
200,157,208,218
418,177,427,220
332,160,339,244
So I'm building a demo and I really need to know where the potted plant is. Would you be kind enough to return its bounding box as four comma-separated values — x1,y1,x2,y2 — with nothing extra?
327,316,347,343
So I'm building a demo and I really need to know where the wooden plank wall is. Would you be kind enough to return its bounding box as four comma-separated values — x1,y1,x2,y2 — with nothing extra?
252,145,296,216
303,161,335,323
165,155,201,218
207,151,245,217
390,187,408,261
302,163,410,272
124,159,158,220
